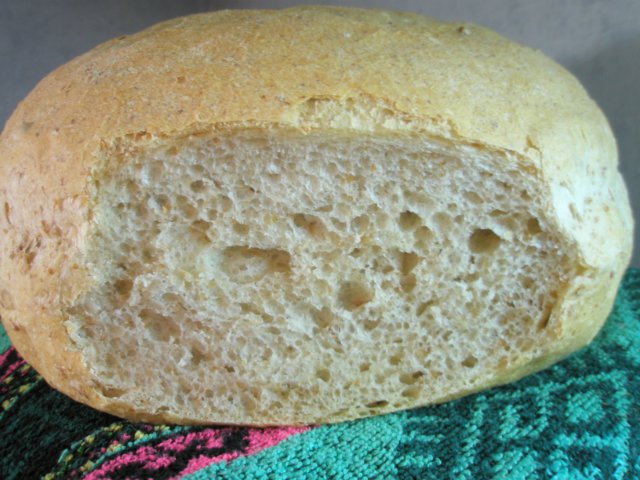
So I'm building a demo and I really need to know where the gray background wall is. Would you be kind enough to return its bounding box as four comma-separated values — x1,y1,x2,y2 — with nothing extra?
1,0,638,265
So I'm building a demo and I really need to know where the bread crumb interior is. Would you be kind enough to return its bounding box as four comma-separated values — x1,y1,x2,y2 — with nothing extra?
65,130,572,424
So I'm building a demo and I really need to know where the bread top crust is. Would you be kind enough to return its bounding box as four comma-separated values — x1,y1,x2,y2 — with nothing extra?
0,6,632,422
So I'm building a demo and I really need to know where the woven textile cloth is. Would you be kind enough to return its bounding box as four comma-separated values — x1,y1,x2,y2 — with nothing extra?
1,271,638,480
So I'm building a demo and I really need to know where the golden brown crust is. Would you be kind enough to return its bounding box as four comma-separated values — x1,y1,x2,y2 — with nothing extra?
0,6,632,423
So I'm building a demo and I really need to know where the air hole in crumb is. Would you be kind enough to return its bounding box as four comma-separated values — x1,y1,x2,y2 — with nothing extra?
101,386,127,398
162,292,182,304
339,280,374,311
134,202,149,219
359,363,370,372
526,217,542,235
399,371,424,385
465,272,480,283
316,368,331,382
416,299,436,316
469,228,501,253
177,196,198,219
381,265,394,275
538,304,553,330
381,280,394,290
568,203,581,220
240,302,260,315
189,220,211,244
267,326,281,335
313,307,333,328
293,213,326,238
190,164,205,175
364,318,381,331
142,247,159,264
241,392,258,412
398,211,421,230
400,274,417,293
139,309,180,341
464,191,483,204
414,226,433,247
219,196,232,212
331,218,347,231
329,408,349,418
236,184,256,200
327,163,338,175
190,346,207,366
400,252,420,275
520,276,535,289
389,352,403,366
152,195,171,213
239,303,270,326
366,400,388,408
233,222,250,235
190,180,206,193
352,214,370,232
262,348,273,361
461,355,478,368
222,247,291,283
4,202,11,224
401,386,421,398
114,279,133,300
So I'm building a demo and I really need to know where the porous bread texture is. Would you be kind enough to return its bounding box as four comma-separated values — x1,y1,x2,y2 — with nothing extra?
0,6,633,425
66,127,572,424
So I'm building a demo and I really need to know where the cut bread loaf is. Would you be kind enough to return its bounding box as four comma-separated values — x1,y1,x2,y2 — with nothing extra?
0,7,632,425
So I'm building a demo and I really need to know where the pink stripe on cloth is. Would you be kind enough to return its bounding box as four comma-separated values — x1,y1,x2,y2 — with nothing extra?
179,426,310,477
0,347,14,365
0,359,26,383
246,427,310,455
84,446,171,479
157,428,226,452
83,425,310,480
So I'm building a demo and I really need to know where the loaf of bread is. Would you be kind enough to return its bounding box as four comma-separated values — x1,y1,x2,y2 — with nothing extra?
0,7,632,425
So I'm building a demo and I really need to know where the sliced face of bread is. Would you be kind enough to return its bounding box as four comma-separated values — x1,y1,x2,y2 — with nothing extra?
66,128,572,424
